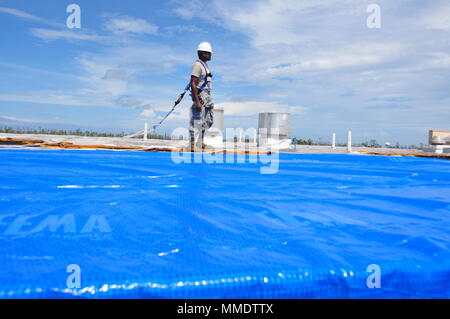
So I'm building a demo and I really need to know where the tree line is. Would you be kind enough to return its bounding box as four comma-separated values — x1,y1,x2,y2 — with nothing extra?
0,126,169,140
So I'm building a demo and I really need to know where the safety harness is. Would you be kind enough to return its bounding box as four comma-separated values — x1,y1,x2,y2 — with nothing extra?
196,60,212,93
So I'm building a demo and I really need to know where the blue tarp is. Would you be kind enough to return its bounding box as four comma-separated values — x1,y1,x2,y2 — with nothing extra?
0,149,449,298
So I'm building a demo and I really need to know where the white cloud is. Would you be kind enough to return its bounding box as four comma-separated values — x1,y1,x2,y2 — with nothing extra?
0,61,81,80
0,7,62,27
72,43,191,105
0,39,192,115
422,3,450,30
263,42,404,77
30,28,107,42
173,7,195,20
0,115,57,124
217,101,306,116
102,69,129,81
174,0,364,47
103,15,158,35
427,53,450,68
0,91,111,107
163,24,203,35
140,109,156,118
28,15,159,43
180,0,449,101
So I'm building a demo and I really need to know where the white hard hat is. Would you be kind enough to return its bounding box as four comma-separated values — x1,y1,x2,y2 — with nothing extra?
197,42,213,53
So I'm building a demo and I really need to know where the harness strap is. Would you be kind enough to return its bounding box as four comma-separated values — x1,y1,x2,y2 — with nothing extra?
197,60,211,92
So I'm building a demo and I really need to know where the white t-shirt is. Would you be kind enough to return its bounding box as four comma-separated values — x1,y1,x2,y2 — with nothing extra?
191,60,212,90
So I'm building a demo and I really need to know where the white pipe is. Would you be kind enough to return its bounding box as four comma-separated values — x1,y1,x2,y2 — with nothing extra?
254,129,257,145
239,129,243,143
332,133,336,149
347,131,352,152
144,123,148,141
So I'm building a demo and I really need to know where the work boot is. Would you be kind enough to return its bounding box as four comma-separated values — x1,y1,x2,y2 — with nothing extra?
189,136,196,152
202,143,213,150
188,140,203,152
193,136,204,152
194,141,203,152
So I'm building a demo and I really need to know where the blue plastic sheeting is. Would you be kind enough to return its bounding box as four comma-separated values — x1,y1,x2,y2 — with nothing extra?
0,149,449,299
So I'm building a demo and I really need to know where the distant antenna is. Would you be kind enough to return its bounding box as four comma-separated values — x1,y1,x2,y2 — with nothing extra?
124,122,150,140
347,131,352,152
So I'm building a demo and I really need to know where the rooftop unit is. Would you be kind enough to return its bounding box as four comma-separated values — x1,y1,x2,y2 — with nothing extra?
258,113,292,149
425,130,450,154
203,106,224,148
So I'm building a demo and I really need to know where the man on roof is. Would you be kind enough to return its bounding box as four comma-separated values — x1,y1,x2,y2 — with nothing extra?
189,42,214,152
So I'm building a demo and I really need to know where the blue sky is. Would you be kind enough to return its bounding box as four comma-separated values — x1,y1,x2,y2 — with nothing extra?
0,0,449,145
